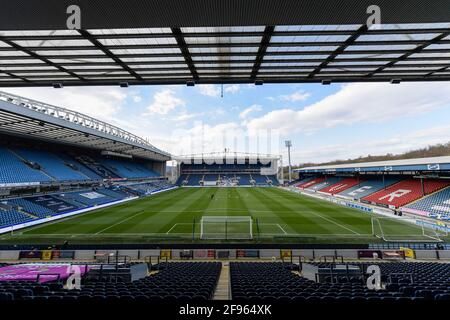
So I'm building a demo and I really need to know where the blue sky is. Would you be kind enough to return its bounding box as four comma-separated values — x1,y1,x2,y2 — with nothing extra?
4,81,450,165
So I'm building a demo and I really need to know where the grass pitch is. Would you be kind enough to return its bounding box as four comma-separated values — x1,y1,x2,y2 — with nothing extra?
1,187,446,244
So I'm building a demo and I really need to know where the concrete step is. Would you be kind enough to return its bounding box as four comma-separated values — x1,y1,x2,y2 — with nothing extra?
213,262,230,300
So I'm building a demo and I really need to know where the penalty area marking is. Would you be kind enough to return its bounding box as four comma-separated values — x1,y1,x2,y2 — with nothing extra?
166,223,192,234
95,210,146,235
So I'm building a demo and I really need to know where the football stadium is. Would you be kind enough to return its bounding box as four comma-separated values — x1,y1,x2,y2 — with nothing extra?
0,0,449,312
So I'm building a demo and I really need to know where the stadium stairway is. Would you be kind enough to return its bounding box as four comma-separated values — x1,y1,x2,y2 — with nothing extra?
213,262,230,300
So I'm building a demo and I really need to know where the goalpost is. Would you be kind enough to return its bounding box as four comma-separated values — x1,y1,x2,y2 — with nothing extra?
200,216,253,240
371,217,448,242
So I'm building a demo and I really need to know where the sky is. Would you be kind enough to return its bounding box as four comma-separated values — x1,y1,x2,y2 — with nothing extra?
3,81,450,165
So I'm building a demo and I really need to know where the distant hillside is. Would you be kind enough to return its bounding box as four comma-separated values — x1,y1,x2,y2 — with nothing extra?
296,142,450,169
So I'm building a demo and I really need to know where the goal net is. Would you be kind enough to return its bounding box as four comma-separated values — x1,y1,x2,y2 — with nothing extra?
200,216,253,240
371,216,448,242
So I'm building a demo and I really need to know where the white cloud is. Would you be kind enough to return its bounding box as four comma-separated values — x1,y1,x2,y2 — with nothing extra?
132,95,142,103
170,111,203,122
197,84,221,97
146,119,281,157
239,104,262,119
291,124,450,164
146,89,185,115
2,87,126,121
280,90,310,102
224,84,240,94
248,82,450,135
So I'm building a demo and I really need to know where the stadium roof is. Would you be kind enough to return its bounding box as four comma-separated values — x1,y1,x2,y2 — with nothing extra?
295,156,450,173
175,151,280,163
0,91,170,161
0,0,448,87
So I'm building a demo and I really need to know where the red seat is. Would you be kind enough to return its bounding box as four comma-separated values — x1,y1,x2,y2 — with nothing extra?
297,177,325,189
361,179,450,208
319,178,363,195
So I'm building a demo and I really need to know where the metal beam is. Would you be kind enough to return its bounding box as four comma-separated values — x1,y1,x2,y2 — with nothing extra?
3,27,449,41
171,27,198,82
0,75,449,88
308,25,367,78
251,26,275,80
0,37,85,82
367,32,450,77
78,29,143,81
2,39,448,52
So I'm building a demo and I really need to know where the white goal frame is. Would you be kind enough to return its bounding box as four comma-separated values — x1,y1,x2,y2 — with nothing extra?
371,217,447,242
200,216,253,240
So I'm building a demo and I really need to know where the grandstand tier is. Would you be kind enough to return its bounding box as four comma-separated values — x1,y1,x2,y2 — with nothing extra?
230,262,450,301
176,154,280,187
403,186,450,220
362,179,450,208
0,137,165,187
319,178,363,195
296,177,325,189
337,177,401,199
307,177,342,191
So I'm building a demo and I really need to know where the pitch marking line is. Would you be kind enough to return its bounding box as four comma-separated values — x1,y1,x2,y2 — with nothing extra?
308,211,361,235
166,223,192,234
276,224,288,235
95,210,146,235
259,187,361,235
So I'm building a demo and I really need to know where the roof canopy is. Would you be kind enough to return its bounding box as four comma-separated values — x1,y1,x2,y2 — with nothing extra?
0,0,448,87
0,91,170,161
296,156,450,173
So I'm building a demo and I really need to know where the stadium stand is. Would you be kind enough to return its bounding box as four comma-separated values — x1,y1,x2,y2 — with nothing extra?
177,157,279,187
0,147,52,184
185,174,203,186
122,181,174,196
57,154,103,180
58,190,118,207
74,156,121,179
14,148,88,181
362,179,450,208
307,177,342,191
403,186,450,220
230,262,450,301
337,177,401,199
296,177,325,189
0,207,35,228
237,174,251,186
292,177,316,187
99,158,159,179
319,178,363,195
0,262,221,301
7,197,75,219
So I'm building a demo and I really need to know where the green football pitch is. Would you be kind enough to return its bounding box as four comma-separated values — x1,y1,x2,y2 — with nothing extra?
1,187,447,244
